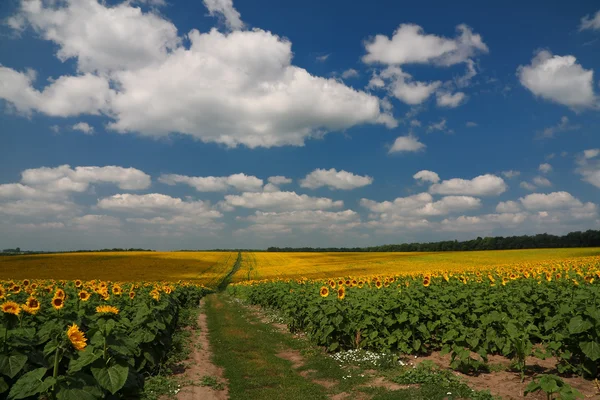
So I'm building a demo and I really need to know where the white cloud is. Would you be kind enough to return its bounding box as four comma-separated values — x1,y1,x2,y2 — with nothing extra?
427,118,453,134
496,200,521,213
21,165,151,192
360,193,480,217
158,173,263,192
520,181,537,191
71,214,122,229
202,0,244,31
242,209,360,235
429,174,507,196
316,54,330,62
537,116,580,139
341,69,359,79
50,125,60,133
538,163,552,174
580,10,600,31
466,121,477,127
10,0,181,74
0,199,78,217
72,122,94,135
440,212,528,232
369,66,441,105
517,50,596,109
362,24,488,66
436,91,466,108
576,149,600,189
4,0,396,149
413,170,440,184
532,176,552,187
410,119,421,127
268,176,292,185
0,67,114,117
519,191,584,210
300,168,373,190
502,170,520,179
98,193,222,218
389,135,425,153
224,191,343,211
0,184,44,199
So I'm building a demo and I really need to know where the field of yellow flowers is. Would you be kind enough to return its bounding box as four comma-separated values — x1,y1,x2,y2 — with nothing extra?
230,253,600,380
0,278,207,399
0,251,237,285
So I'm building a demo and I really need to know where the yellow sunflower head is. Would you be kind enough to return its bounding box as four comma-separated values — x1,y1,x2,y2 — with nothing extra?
23,297,40,315
320,286,329,297
0,287,5,299
112,285,122,295
337,286,345,300
52,296,65,310
22,279,30,287
11,285,21,294
1,301,20,316
78,290,91,301
74,280,82,288
150,289,160,301
67,324,87,351
54,289,66,299
423,277,431,287
96,305,119,315
375,280,382,289
129,291,135,300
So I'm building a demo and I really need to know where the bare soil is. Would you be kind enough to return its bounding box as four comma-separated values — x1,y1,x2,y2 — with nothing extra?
175,301,229,400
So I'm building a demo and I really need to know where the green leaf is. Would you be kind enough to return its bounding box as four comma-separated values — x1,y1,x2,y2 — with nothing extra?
91,363,128,395
413,339,421,351
57,388,101,400
568,316,592,335
579,341,600,361
68,348,102,374
8,367,47,400
328,342,339,352
0,377,8,394
0,353,27,379
538,375,560,393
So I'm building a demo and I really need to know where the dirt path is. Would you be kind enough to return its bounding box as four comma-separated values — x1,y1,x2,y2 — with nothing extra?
175,296,229,400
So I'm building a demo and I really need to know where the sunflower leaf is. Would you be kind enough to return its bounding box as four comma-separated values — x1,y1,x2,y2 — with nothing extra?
0,352,27,379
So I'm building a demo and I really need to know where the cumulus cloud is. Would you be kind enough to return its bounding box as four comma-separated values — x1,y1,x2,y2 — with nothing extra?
3,0,395,148
520,181,537,191
517,50,596,109
0,67,114,117
580,10,600,31
537,116,580,139
300,168,373,190
519,191,584,210
436,91,466,108
341,69,359,79
532,176,552,187
389,135,425,153
224,191,343,211
413,170,440,184
427,118,453,134
538,163,552,174
363,24,488,66
466,121,478,127
159,173,263,192
502,170,520,179
496,200,521,213
369,66,441,104
202,0,244,31
268,176,292,185
361,193,481,217
576,149,600,188
72,122,94,134
429,174,507,196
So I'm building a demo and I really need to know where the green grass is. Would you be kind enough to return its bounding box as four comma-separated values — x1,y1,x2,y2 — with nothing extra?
204,293,499,399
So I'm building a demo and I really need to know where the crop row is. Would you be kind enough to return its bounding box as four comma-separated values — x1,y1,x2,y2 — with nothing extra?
0,279,208,399
229,257,600,379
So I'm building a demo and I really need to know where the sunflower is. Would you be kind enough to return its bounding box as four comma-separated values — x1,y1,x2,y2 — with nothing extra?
22,279,30,287
22,297,40,315
163,286,172,295
96,305,119,314
66,324,87,351
0,287,5,299
1,301,20,316
112,285,123,296
11,285,21,294
52,297,65,310
320,286,329,297
30,283,38,290
422,276,431,287
328,280,336,289
585,275,595,284
337,286,345,300
74,280,82,288
150,289,160,301
375,280,382,289
78,290,91,301
54,289,66,299
129,291,135,300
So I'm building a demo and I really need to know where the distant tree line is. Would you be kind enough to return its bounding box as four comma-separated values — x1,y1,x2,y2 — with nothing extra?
0,248,153,256
266,230,600,252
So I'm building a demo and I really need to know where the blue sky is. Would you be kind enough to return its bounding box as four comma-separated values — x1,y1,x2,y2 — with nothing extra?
0,0,599,250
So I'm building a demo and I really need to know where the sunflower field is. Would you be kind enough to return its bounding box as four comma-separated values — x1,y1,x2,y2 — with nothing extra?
229,256,600,379
0,278,208,399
